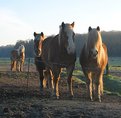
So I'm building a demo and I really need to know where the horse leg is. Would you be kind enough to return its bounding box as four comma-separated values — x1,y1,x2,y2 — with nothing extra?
16,61,20,72
66,65,75,98
53,76,59,99
98,72,103,102
86,79,89,99
89,79,93,101
52,67,61,99
20,61,22,72
100,73,104,96
11,61,14,71
44,69,54,89
38,70,44,91
93,80,96,100
14,61,17,71
20,61,24,72
87,73,93,101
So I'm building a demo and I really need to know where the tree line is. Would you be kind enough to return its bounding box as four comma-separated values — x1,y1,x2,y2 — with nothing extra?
0,31,121,58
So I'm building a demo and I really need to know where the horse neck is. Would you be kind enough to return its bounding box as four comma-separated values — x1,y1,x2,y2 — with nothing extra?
20,52,24,56
58,34,67,54
97,33,102,47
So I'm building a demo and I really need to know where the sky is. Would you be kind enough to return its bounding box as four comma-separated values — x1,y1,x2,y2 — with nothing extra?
0,0,121,46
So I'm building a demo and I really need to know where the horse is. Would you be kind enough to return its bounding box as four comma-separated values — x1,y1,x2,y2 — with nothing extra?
10,45,25,72
41,22,76,99
79,26,108,102
33,32,53,91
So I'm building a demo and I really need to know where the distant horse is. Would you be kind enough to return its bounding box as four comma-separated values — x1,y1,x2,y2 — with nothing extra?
33,32,53,91
41,22,76,99
79,26,108,102
11,45,25,71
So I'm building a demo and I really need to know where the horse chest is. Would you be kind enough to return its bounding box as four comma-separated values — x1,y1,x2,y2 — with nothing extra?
84,59,101,72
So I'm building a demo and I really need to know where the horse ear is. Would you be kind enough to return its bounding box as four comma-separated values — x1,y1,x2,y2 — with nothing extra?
41,32,44,37
62,22,65,29
71,22,75,28
97,26,100,31
34,32,37,37
88,26,92,32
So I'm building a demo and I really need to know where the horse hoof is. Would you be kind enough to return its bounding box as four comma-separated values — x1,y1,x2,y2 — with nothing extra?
90,97,93,102
69,95,74,100
91,99,93,102
98,96,102,102
56,96,60,100
99,99,101,102
51,94,59,100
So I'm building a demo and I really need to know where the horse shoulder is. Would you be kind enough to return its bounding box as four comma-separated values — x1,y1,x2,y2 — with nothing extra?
42,35,58,62
102,43,107,53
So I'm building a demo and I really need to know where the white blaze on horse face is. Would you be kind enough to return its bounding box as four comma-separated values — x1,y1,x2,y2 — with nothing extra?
64,24,75,54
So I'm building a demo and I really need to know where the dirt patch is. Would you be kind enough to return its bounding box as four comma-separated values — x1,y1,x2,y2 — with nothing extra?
0,71,121,118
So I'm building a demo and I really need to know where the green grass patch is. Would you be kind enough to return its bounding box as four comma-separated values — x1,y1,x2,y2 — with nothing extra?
104,74,121,96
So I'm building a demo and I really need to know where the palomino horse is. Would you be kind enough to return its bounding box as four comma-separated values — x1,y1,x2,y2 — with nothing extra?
79,26,108,102
41,22,76,99
33,32,53,91
11,45,25,72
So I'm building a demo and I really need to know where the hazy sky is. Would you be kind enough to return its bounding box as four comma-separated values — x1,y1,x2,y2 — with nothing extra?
0,0,121,46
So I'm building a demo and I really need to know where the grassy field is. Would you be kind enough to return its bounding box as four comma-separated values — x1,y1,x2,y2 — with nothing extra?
0,57,121,96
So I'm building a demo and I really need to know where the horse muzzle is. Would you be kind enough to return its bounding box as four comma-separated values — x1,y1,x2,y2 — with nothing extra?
34,49,42,57
89,50,98,59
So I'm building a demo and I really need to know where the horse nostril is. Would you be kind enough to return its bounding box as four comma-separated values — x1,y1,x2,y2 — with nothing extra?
94,50,98,57
96,50,98,55
89,50,93,56
89,50,98,58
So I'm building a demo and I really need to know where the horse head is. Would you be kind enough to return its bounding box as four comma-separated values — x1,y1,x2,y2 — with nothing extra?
59,22,75,54
18,45,25,58
87,26,102,59
33,32,44,57
18,45,25,53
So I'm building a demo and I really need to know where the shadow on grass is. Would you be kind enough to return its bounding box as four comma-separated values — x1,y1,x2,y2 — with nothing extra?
104,75,121,96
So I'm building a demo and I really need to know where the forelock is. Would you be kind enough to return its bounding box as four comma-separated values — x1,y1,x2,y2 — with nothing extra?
64,24,73,31
35,34,41,41
89,29,98,39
